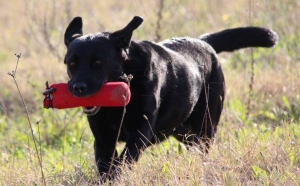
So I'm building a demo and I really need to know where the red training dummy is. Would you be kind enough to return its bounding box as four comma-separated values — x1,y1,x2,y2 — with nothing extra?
43,82,131,109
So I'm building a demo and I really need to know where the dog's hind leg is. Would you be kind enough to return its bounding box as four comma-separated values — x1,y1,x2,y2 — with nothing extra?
174,66,225,152
172,123,201,150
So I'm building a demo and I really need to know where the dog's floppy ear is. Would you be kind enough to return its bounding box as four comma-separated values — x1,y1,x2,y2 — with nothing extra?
64,17,83,47
109,16,143,50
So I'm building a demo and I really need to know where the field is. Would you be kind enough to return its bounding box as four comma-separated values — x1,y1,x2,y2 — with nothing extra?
0,0,300,185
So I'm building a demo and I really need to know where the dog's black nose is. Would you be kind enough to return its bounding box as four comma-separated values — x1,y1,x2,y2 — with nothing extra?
73,82,87,93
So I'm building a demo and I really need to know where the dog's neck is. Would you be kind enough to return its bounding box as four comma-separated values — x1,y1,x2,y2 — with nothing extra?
122,41,149,79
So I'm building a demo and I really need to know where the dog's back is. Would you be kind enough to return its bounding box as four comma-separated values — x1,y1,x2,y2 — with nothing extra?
158,26,278,55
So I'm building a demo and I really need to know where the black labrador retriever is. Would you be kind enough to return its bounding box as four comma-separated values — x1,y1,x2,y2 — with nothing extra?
63,16,277,179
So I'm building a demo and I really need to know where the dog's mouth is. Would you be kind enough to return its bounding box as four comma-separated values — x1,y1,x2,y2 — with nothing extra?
83,106,101,116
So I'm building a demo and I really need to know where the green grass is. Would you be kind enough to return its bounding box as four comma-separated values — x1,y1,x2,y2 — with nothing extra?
1,0,300,185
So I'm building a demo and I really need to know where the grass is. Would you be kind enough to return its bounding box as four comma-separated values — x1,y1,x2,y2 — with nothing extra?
1,0,300,185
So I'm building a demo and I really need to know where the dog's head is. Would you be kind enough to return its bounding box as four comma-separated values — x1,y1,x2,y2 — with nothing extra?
63,16,142,115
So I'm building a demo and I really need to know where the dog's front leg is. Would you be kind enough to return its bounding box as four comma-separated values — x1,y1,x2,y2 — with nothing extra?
94,138,118,179
88,116,119,179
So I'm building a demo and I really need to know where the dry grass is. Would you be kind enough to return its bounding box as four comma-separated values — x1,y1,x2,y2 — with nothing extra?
116,128,300,185
1,0,300,185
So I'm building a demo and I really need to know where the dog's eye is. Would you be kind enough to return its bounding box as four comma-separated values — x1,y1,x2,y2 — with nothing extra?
69,62,76,67
94,61,101,66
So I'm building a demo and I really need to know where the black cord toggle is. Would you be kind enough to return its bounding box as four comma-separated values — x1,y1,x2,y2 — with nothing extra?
43,81,56,108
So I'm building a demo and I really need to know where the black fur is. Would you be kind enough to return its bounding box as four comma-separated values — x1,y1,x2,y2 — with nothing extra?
63,16,277,179
199,27,278,53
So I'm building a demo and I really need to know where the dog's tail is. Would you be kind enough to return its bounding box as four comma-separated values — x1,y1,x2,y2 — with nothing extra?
199,27,278,53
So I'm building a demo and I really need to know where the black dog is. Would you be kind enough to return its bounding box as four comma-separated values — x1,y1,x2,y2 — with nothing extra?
63,16,277,179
